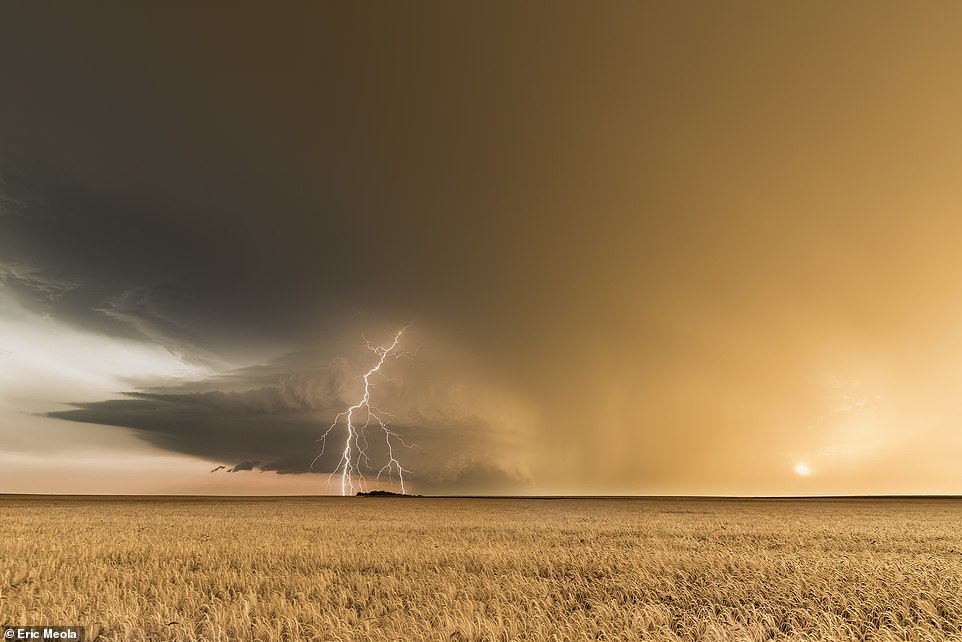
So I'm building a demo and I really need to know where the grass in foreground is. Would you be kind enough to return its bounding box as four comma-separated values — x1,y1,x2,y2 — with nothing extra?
1,496,961,640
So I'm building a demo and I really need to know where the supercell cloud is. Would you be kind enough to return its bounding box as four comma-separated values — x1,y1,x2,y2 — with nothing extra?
2,3,962,493
46,339,535,492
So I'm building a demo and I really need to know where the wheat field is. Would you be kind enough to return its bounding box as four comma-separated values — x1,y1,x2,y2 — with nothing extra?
1,496,961,641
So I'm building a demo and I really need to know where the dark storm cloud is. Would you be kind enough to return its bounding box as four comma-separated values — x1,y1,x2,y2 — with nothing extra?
225,461,260,473
0,261,80,302
47,347,535,491
46,358,363,475
48,391,327,474
5,2,962,493
0,2,639,364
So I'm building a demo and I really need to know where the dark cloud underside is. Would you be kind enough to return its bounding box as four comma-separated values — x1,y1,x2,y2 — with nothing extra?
45,347,534,491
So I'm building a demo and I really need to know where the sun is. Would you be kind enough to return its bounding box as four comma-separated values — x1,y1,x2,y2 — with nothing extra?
794,463,811,476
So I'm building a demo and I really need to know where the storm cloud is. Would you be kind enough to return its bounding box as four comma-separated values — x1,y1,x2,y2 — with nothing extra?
47,344,535,492
3,3,962,494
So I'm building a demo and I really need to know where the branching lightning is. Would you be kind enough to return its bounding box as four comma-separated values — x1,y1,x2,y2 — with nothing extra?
312,326,415,495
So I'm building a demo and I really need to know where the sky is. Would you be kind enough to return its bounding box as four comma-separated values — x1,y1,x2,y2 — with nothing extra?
2,2,962,495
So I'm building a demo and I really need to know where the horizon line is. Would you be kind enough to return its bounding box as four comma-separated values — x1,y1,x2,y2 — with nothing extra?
3,492,961,500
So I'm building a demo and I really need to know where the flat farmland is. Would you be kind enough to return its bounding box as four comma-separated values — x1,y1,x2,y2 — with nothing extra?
2,496,961,641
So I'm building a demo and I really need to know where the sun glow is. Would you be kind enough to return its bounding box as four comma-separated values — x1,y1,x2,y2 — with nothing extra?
794,463,811,476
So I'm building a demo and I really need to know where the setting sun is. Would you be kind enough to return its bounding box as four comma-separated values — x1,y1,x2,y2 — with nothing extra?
795,463,812,476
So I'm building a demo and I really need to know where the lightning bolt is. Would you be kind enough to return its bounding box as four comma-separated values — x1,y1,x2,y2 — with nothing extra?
312,326,415,495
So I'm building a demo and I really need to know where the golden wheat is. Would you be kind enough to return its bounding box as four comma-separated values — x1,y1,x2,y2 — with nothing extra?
1,497,961,641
